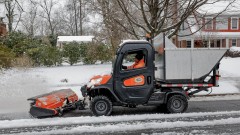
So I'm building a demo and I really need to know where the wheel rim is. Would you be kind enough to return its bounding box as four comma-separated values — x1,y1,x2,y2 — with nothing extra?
172,99,182,109
95,101,107,112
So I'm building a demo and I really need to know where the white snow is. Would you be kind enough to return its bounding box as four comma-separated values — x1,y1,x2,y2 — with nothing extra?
57,36,94,42
196,57,240,95
0,110,239,129
2,111,240,134
220,57,240,77
191,94,240,101
24,117,240,134
230,47,240,52
0,64,111,114
197,0,240,15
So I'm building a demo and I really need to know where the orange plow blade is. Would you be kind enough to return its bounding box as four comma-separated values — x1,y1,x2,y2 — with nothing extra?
28,89,84,118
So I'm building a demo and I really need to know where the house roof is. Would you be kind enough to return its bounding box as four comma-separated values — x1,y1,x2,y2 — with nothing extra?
195,31,240,39
179,31,240,40
57,36,94,42
197,0,240,16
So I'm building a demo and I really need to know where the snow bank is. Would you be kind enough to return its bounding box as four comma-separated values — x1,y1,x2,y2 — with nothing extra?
230,47,240,52
220,57,240,77
0,111,240,129
0,64,111,114
191,94,240,101
0,69,50,113
3,111,240,134
24,117,240,134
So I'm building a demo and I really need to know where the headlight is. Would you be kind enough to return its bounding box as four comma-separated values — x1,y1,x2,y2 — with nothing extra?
87,78,103,88
92,78,102,85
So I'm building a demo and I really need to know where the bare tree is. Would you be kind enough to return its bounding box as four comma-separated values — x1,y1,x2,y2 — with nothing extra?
63,0,90,35
93,0,130,58
4,0,16,32
115,0,236,40
3,0,23,32
37,0,58,35
20,0,38,36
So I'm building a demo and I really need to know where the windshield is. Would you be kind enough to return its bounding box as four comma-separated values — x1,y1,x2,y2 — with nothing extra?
112,55,117,72
112,47,121,72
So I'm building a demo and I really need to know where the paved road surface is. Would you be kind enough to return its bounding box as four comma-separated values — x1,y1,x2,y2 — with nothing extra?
1,99,240,134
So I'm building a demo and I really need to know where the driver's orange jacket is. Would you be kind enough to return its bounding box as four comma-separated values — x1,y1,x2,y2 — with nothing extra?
127,59,145,69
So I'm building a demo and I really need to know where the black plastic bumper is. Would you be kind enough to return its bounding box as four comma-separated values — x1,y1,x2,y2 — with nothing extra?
29,106,56,118
81,85,88,97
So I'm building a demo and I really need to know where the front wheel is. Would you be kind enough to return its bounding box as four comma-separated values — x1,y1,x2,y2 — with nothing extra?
166,95,188,113
90,96,113,116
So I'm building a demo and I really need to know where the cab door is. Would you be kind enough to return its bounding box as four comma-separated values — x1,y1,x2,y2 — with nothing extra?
113,42,155,104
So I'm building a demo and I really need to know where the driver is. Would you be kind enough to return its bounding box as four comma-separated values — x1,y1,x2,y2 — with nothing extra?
122,53,145,70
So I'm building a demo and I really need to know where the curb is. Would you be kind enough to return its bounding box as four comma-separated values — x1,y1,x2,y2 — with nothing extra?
192,93,240,97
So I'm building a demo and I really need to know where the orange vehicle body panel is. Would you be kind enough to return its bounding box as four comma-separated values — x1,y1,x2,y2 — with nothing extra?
35,89,78,111
123,75,145,87
91,74,112,85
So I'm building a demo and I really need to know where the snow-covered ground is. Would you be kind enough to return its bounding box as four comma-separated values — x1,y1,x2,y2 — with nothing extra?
1,110,240,134
0,64,111,114
0,57,240,134
0,57,240,114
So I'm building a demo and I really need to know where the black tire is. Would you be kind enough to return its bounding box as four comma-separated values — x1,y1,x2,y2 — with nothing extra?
90,96,113,116
129,105,137,108
156,104,167,113
166,95,188,113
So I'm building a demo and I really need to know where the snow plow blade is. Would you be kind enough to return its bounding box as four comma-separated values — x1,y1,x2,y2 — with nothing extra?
29,106,57,118
28,89,84,118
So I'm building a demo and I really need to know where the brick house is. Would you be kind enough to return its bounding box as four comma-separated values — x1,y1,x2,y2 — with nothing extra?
178,1,240,48
0,18,7,36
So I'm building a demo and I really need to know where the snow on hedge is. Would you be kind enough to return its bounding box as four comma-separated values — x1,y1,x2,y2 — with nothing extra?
230,47,240,52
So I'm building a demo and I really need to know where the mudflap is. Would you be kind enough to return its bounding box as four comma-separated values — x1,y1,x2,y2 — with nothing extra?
29,106,57,118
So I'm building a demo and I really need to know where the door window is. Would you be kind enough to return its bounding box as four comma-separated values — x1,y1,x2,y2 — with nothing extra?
121,50,147,70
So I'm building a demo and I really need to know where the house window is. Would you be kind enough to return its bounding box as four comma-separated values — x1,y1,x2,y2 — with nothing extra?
232,39,237,47
216,18,228,30
203,41,208,48
231,18,239,30
187,41,191,48
205,17,213,30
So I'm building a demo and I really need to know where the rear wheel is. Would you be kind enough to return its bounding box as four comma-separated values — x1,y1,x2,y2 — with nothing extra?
90,96,112,116
166,95,188,113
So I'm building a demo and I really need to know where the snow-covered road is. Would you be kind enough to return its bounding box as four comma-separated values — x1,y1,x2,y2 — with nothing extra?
1,110,240,134
0,57,240,134
0,58,240,115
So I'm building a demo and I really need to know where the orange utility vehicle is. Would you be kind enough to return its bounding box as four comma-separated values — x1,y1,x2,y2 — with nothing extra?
80,34,228,116
28,34,228,117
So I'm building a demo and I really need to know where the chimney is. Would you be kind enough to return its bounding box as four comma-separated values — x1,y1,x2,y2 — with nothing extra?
172,0,179,47
0,17,7,36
